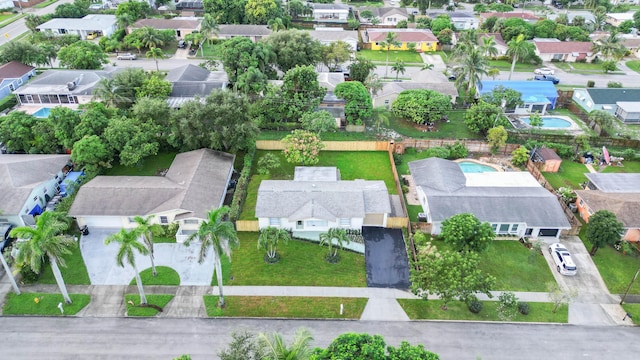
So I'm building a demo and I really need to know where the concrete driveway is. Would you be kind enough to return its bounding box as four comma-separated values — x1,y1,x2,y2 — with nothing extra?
80,228,214,286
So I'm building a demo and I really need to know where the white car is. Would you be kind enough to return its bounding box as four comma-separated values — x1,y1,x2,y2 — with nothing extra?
534,67,555,75
549,243,577,276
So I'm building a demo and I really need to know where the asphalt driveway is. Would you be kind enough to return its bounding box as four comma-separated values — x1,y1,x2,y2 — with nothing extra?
80,227,214,286
362,227,411,289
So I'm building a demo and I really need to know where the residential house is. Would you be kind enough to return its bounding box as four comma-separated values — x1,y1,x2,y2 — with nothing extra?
615,102,640,124
175,0,204,14
317,72,346,125
479,33,507,56
605,12,634,27
364,28,438,52
0,154,71,226
0,62,35,103
428,12,478,30
409,158,570,239
621,36,640,58
13,69,121,106
68,149,235,242
309,28,358,52
572,88,640,117
164,64,227,108
360,7,408,26
576,173,640,242
480,12,539,23
311,3,350,23
255,167,392,239
610,0,639,4
216,25,272,42
478,81,558,114
131,17,201,38
36,14,117,40
533,39,595,63
373,82,458,108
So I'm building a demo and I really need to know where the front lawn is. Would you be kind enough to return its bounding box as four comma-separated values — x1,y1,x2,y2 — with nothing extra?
258,130,376,141
406,204,423,223
581,236,640,295
204,296,368,318
130,266,180,286
488,60,538,72
543,161,589,190
398,299,568,323
602,161,640,173
357,49,423,63
104,152,177,176
125,294,174,316
387,110,482,140
200,41,225,58
622,304,640,325
627,60,640,74
39,241,90,285
221,233,366,287
3,293,91,316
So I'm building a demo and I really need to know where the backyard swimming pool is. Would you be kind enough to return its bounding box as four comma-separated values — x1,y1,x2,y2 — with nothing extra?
458,161,497,173
32,107,52,118
521,116,572,128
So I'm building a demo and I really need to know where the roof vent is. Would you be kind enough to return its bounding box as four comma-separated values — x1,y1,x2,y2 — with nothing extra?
67,81,76,90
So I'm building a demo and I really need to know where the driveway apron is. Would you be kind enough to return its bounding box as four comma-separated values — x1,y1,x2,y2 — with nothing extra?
362,227,410,289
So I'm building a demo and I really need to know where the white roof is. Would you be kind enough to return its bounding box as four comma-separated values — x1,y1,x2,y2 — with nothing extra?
616,101,640,112
607,13,634,20
37,14,116,31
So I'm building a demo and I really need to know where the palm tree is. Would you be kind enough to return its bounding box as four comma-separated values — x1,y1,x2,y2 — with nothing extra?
200,13,219,45
146,47,165,72
234,66,268,95
392,59,406,81
379,32,400,79
259,328,314,360
93,78,130,108
420,63,434,72
480,36,499,59
267,17,286,32
257,227,291,262
133,215,161,277
185,32,205,57
1,249,20,295
105,229,150,304
139,27,164,50
116,13,135,34
11,211,74,304
184,206,239,308
319,228,350,260
593,32,627,61
452,47,488,100
506,34,534,80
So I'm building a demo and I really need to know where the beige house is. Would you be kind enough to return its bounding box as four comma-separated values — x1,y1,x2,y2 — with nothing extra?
533,39,595,62
605,12,634,27
131,17,201,38
216,25,272,42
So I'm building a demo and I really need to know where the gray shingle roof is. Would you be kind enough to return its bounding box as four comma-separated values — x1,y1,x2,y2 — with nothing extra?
217,25,272,36
166,65,227,97
585,88,640,105
575,190,640,227
166,64,211,82
69,149,234,219
312,3,350,10
308,30,358,43
586,173,640,192
13,69,119,96
408,158,466,193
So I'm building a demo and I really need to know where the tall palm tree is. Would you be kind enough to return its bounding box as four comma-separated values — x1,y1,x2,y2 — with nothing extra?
93,78,130,108
319,228,351,259
259,328,314,360
480,35,499,59
1,249,20,295
379,32,400,79
116,13,135,33
133,215,161,277
257,226,291,262
593,32,627,61
145,47,165,72
184,206,239,308
139,27,164,50
105,229,150,304
364,73,383,97
506,34,533,80
452,47,488,99
11,211,74,304
392,59,406,81
267,17,286,32
200,13,219,45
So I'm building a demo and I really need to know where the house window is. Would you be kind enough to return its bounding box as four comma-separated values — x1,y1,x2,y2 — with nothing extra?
499,224,510,233
491,224,497,232
552,54,563,60
17,79,23,85
184,219,198,225
33,196,38,202
269,218,280,226
384,100,389,105
339,218,350,227
306,220,328,228
510,224,519,233
58,29,67,34
375,42,379,46
159,216,169,224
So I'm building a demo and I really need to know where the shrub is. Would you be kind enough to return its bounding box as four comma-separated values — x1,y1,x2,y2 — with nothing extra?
622,149,637,161
511,146,530,166
446,142,468,159
423,146,450,159
229,145,255,221
19,265,41,284
518,301,530,315
256,152,280,175
401,185,409,193
587,80,595,88
607,81,623,88
393,152,402,165
396,20,408,28
468,299,483,314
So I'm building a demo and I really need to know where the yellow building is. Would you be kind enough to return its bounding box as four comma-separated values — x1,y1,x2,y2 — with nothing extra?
365,29,438,52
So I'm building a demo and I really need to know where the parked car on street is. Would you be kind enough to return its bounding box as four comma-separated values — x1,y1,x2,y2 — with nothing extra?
534,67,555,75
549,243,577,276
534,75,560,84
117,53,137,60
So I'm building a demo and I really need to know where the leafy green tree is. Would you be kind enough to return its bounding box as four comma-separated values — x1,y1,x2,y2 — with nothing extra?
103,115,160,167
137,73,172,99
497,291,519,321
245,0,281,25
57,41,108,69
501,18,534,41
319,228,350,262
203,0,246,24
48,107,81,150
379,32,400,79
528,111,544,133
133,215,162,277
111,68,146,107
391,89,452,125
487,126,508,154
334,81,372,126
75,102,113,139
282,130,324,166
131,97,171,129
200,13,219,44
431,15,453,33
411,249,496,309
300,111,337,135
464,100,504,135
257,227,291,262
53,3,88,18
480,85,523,110
218,331,267,360
601,60,617,73
316,333,386,360
436,28,454,45
234,66,269,95
105,228,150,304
115,0,151,20
387,341,440,360
263,30,322,72
25,14,47,32
145,47,165,72
71,135,112,174
0,111,38,153
320,41,352,72
440,213,494,253
511,146,530,166
220,37,275,83
256,152,280,175
586,210,624,256
0,41,45,67
259,328,313,360
11,212,75,304
184,206,239,308
348,57,376,84
280,65,326,122
533,19,557,39
506,34,534,80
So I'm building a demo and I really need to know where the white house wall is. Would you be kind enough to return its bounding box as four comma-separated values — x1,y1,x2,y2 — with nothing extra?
258,217,365,232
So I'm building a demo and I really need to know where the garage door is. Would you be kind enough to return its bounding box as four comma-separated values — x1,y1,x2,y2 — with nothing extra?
79,216,123,228
363,213,384,226
539,228,559,237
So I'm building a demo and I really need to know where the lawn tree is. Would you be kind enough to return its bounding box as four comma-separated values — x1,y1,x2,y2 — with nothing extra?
145,47,165,72
317,333,387,360
410,249,496,310
263,30,322,72
257,226,291,263
440,213,494,253
258,328,314,360
431,15,453,33
487,126,508,154
464,100,504,135
547,282,577,313
71,135,112,174
585,210,624,256
480,85,523,110
506,34,534,80
49,107,82,150
320,41,352,72
11,212,75,304
452,47,488,102
133,215,163,277
334,81,372,126
57,41,108,70
0,111,38,153
319,228,351,263
282,130,324,166
185,206,239,308
280,65,326,122
103,115,161,167
115,0,151,20
203,0,246,24
391,89,452,125
300,111,337,136
105,228,150,304
392,59,406,81
220,37,275,83
379,32,400,79
348,57,376,83
511,146,530,166
244,0,282,25
497,291,519,321
218,331,267,360
256,152,280,175
75,102,114,140
0,41,44,67
137,74,172,99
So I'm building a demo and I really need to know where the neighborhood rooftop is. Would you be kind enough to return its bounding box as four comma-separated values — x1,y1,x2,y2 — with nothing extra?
37,14,116,31
575,191,640,228
585,88,640,105
586,173,640,193
0,62,35,80
366,28,437,42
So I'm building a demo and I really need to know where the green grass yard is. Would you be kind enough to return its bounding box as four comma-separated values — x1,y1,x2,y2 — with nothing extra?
130,266,180,286
406,204,423,223
398,299,568,323
104,152,177,176
39,241,90,285
580,235,640,295
204,296,368,318
199,42,225,58
357,49,423,63
488,60,538,72
125,294,174,316
3,293,90,316
387,110,482,140
622,304,640,325
34,0,59,8
220,233,366,287
602,161,640,173
627,60,640,74
543,161,589,190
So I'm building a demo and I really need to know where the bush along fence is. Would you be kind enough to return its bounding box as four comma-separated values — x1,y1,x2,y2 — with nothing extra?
229,145,256,222
507,129,640,150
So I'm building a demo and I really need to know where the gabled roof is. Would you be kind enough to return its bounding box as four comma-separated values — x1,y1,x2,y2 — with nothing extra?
175,0,203,10
377,82,458,99
166,65,227,97
13,69,119,96
317,72,344,91
480,12,538,20
409,158,466,193
308,29,358,44
37,14,116,31
0,62,35,80
363,7,408,19
534,40,593,54
585,173,640,193
535,148,561,161
217,24,272,37
69,149,234,219
575,190,640,227
0,154,70,214
428,12,473,19
166,64,211,82
133,18,201,30
584,88,640,105
367,28,437,43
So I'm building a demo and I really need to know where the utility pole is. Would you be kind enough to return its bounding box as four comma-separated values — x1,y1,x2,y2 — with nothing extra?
620,265,640,305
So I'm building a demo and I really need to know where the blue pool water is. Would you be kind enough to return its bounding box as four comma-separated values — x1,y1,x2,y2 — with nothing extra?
521,116,572,128
458,161,497,173
32,107,52,118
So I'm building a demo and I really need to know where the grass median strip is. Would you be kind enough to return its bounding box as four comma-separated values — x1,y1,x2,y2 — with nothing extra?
3,292,90,316
204,296,367,318
130,266,180,286
398,299,568,323
125,294,174,317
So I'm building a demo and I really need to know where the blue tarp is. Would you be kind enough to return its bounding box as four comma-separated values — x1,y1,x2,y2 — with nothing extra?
29,204,43,216
60,171,85,196
479,81,558,109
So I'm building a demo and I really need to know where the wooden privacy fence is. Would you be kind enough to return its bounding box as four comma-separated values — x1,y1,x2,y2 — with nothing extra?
386,217,409,229
236,220,259,232
256,140,390,151
396,139,520,154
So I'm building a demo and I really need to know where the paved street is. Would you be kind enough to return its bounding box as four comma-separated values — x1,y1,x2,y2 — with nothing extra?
0,317,638,359
0,0,75,46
